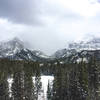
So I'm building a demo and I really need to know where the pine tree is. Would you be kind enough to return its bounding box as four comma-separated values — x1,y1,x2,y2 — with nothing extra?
78,60,88,100
0,79,10,100
0,60,10,100
47,80,52,100
11,71,24,100
34,68,42,100
88,56,100,100
24,64,35,100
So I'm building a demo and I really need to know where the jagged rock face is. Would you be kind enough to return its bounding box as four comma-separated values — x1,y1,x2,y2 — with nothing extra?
14,49,46,61
0,37,49,61
68,37,100,50
53,37,100,63
1,36,100,62
52,49,77,59
32,50,49,58
0,37,24,57
53,50,100,63
67,50,100,63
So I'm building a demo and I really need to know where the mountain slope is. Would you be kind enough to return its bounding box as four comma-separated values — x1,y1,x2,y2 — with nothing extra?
53,36,100,63
0,37,49,61
0,37,24,57
1,36,100,63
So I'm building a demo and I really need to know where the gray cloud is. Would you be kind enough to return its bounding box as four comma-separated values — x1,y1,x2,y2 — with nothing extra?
0,0,100,55
0,0,43,25
0,0,82,25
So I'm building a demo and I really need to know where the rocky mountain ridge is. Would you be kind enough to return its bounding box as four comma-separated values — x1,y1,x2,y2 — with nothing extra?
52,36,100,63
0,36,100,62
0,37,49,61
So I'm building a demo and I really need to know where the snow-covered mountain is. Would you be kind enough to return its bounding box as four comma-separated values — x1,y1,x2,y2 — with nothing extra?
52,49,77,59
0,37,24,57
68,36,100,51
53,36,100,62
0,37,49,61
1,35,100,63
32,50,49,59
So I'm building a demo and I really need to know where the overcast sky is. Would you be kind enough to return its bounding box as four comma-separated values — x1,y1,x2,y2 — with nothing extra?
0,0,100,54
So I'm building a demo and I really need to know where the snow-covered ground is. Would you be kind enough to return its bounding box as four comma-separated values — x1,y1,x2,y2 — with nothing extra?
8,75,54,100
38,76,54,100
8,78,13,97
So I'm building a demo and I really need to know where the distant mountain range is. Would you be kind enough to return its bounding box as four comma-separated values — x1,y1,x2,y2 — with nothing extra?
0,36,100,63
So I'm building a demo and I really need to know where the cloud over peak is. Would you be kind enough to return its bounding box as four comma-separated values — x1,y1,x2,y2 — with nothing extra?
0,0,100,54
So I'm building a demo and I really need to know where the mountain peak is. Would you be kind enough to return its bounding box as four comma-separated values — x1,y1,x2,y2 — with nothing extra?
68,35,100,51
0,37,25,57
0,37,49,61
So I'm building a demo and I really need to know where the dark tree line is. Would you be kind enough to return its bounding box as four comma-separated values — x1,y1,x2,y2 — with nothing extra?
49,57,100,100
0,59,42,100
0,57,100,100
